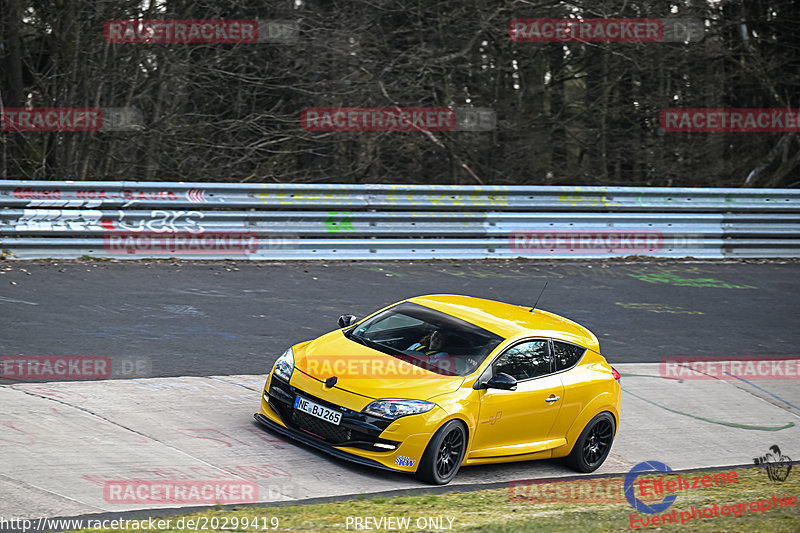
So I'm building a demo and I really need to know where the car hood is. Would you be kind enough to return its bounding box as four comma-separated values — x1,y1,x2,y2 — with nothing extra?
293,330,465,400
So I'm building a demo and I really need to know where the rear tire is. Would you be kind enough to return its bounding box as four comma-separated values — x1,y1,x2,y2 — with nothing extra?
415,420,467,485
566,412,615,473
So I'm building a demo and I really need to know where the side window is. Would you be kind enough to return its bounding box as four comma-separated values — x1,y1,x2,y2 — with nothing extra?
493,340,552,381
552,341,586,371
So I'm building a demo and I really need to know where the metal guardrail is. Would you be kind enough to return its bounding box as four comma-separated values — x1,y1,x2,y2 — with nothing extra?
1,180,799,259
5,181,800,210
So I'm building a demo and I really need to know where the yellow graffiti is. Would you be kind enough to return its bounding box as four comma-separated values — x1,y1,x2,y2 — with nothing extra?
259,191,349,205
426,193,507,206
259,184,509,207
558,186,620,207
387,185,404,206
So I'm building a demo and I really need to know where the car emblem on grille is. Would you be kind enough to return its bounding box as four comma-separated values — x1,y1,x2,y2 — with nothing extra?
325,376,338,388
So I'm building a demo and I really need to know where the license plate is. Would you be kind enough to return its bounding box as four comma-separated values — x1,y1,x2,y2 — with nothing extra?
294,395,342,425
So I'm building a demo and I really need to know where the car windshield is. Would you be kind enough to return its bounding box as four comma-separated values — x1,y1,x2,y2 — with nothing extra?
346,301,504,376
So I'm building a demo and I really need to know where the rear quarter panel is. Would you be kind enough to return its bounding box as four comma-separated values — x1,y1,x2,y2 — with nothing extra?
550,350,621,458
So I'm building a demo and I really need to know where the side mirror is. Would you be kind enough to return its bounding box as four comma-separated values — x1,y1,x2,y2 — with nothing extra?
338,315,358,328
485,372,517,391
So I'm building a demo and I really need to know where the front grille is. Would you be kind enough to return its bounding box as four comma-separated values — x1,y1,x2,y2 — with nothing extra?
291,410,352,443
267,377,393,447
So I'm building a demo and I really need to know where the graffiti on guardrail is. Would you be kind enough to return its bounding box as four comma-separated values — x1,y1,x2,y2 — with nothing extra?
1,182,797,260
4,209,207,233
425,193,508,207
8,209,107,231
384,184,509,207
8,187,187,208
559,186,621,207
258,191,356,205
325,212,354,232
257,189,510,207
187,188,207,202
111,210,206,233
10,188,62,200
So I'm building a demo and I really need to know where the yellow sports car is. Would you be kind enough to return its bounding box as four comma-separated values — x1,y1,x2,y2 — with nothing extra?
255,294,621,484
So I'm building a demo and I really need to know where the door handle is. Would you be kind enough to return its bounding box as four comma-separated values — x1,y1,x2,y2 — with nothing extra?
545,395,560,403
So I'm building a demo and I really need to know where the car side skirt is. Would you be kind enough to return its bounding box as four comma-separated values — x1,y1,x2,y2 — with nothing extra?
464,449,553,466
468,437,567,459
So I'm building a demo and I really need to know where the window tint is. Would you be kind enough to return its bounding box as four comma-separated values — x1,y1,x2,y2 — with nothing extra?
493,340,552,381
366,313,424,332
349,302,504,376
552,341,586,371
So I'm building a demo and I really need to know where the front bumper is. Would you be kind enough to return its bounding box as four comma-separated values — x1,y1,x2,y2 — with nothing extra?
253,413,402,473
255,372,436,473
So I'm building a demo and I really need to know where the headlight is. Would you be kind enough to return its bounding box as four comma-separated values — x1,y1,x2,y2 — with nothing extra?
363,399,435,420
273,348,294,382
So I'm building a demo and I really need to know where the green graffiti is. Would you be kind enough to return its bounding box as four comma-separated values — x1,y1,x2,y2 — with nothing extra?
615,302,704,314
627,272,756,289
325,211,354,232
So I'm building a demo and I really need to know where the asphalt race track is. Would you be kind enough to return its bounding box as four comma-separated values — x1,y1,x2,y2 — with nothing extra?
1,259,799,525
1,260,799,376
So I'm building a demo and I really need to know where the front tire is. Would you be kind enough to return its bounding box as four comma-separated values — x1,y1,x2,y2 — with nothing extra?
566,412,615,473
416,420,467,485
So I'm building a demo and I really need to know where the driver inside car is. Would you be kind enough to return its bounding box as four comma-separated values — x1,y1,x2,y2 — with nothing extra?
407,329,449,357
408,330,479,374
